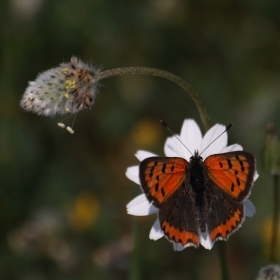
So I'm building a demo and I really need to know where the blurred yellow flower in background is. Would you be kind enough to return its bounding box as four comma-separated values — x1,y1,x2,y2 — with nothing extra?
261,217,280,260
130,119,162,148
66,193,99,232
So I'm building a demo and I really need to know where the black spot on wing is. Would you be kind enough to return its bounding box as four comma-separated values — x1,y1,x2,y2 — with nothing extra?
239,160,245,172
155,183,159,192
227,159,232,169
236,177,241,186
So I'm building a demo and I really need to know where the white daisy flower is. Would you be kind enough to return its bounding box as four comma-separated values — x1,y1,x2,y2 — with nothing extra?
126,119,259,251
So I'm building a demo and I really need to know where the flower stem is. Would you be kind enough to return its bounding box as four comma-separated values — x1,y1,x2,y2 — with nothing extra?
96,67,210,131
129,217,141,280
270,174,279,263
217,242,231,280
129,187,141,280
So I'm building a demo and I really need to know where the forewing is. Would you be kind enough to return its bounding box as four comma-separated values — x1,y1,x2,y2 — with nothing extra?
139,157,188,208
205,151,255,201
159,186,199,248
206,181,244,242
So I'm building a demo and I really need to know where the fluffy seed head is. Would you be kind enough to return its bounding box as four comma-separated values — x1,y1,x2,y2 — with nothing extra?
256,264,280,280
20,57,100,116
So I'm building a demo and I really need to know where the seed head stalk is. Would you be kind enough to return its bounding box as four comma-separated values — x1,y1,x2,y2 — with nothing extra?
96,67,210,132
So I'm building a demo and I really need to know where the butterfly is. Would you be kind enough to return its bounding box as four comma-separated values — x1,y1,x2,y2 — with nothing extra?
139,150,256,248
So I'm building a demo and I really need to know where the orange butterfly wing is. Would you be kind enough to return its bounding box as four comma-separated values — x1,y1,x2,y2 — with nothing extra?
139,157,188,207
204,151,256,242
205,181,245,242
205,151,255,201
139,151,256,247
140,157,200,247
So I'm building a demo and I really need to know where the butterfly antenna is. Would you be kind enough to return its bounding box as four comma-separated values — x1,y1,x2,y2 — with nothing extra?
160,120,193,156
199,123,233,156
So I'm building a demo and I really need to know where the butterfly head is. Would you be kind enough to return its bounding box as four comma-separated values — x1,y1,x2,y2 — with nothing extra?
190,150,203,161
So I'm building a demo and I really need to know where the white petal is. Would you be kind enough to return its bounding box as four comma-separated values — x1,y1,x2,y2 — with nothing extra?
164,135,182,157
253,171,259,182
199,230,214,250
126,194,158,216
180,119,202,160
220,144,243,153
135,150,158,161
149,219,164,240
125,166,140,185
244,199,256,217
173,242,186,251
200,124,227,159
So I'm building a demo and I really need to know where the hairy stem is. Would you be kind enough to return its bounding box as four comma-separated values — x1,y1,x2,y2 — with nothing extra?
96,67,210,131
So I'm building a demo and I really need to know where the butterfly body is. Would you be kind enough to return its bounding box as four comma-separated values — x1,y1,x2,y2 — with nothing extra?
186,152,208,232
139,151,255,248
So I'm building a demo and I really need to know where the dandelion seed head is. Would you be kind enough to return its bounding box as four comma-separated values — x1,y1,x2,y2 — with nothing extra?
20,57,100,116
256,264,280,280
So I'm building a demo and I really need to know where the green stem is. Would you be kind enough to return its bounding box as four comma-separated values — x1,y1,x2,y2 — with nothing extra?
270,174,279,263
129,187,141,280
217,242,231,280
96,67,210,132
129,217,140,280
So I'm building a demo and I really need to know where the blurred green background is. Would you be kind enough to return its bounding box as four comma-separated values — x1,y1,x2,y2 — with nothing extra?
0,0,280,279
